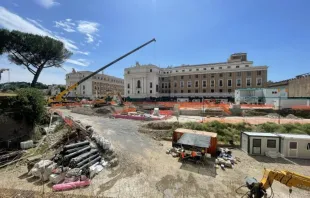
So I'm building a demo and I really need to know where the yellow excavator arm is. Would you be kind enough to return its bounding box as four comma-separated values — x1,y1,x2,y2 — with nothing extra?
245,169,310,198
261,169,310,192
47,83,78,104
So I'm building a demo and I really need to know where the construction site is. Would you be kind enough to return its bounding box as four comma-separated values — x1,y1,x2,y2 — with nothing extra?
0,4,310,197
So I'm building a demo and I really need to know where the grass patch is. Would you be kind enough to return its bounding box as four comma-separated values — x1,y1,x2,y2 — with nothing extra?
146,121,310,144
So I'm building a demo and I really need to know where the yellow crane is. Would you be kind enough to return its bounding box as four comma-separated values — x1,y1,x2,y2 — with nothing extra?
241,168,310,197
47,38,156,106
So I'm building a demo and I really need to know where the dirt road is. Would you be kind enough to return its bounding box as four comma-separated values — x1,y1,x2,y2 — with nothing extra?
0,110,309,198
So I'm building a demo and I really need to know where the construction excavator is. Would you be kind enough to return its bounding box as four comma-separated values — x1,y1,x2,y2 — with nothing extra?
47,38,156,106
242,168,310,198
93,91,123,107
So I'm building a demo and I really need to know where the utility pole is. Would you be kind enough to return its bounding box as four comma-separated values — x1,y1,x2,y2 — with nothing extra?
278,96,281,124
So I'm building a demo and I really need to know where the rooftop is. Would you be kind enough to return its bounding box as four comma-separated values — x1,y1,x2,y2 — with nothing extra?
243,132,279,137
174,128,217,137
278,134,310,139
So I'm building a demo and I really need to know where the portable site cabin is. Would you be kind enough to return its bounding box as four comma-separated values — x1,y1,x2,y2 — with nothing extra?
172,128,217,156
241,132,281,155
241,132,310,159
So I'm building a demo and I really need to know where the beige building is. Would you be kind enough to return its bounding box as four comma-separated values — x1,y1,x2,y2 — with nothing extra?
125,53,268,99
66,70,124,99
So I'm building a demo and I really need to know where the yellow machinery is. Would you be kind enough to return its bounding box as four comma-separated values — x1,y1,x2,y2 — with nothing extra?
48,38,156,106
243,169,310,197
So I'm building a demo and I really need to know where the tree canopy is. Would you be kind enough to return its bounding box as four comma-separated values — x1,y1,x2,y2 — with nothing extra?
0,29,72,87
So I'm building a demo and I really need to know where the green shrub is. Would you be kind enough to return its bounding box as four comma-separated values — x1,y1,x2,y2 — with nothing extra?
10,88,46,125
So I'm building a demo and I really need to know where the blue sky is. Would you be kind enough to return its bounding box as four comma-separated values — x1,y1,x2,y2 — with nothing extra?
0,0,310,84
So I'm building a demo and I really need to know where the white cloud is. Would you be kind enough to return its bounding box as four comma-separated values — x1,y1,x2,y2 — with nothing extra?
35,0,60,9
66,59,90,67
77,21,99,43
0,6,78,52
76,51,90,55
54,19,76,32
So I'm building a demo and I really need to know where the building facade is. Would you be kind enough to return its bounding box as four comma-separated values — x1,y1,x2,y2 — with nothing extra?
66,70,124,99
124,53,268,99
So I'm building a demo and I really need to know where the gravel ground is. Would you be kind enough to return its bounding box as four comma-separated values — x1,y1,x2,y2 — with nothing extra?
0,110,309,198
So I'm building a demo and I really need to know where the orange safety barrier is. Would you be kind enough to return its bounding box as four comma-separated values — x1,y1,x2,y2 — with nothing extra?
240,104,273,109
292,105,310,110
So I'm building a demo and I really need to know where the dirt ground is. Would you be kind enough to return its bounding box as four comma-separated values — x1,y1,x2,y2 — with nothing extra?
0,110,309,198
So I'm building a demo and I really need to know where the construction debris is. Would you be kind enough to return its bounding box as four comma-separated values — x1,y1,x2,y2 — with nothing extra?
215,148,238,169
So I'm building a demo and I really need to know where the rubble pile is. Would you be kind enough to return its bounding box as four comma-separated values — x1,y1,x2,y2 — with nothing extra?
215,148,240,170
27,120,118,191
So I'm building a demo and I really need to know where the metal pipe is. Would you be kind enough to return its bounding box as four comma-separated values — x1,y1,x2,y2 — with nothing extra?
64,141,90,150
65,146,89,154
79,156,101,170
63,146,91,160
76,153,100,168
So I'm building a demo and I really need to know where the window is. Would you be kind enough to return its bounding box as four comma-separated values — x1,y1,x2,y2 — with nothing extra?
187,81,192,88
195,75,198,78
307,143,310,150
203,89,206,93
219,73,223,77
156,85,158,92
189,69,192,71
236,66,239,68
246,78,251,87
196,68,199,71
247,71,252,76
169,82,171,88
188,90,191,93
181,90,183,93
137,80,141,88
245,65,249,67
174,90,177,93
219,80,223,87
162,77,164,81
202,80,207,87
181,76,184,79
127,71,130,74
165,83,168,88
219,89,223,93
150,90,152,93
182,70,185,72
162,83,164,88
150,82,152,88
195,89,198,93
228,72,232,77
195,81,199,87
210,80,215,87
83,91,85,94
256,78,262,86
83,85,85,90
211,73,215,78
257,71,262,76
211,89,214,93
237,72,241,77
189,75,191,79
174,76,177,80
204,68,206,70
253,139,261,147
180,81,184,88
219,67,222,69
174,82,177,87
267,140,276,148
228,89,232,93
203,74,206,78
150,69,152,72
137,91,140,94
236,79,241,87
211,68,214,70
289,142,297,149
228,79,232,87
227,66,231,69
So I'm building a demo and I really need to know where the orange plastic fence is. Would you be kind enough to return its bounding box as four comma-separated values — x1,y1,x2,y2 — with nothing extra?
292,105,310,110
240,104,273,109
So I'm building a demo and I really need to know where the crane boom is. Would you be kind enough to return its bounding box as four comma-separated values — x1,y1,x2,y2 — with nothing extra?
48,38,156,104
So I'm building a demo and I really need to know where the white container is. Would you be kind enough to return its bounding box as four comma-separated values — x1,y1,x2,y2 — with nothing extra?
20,140,34,149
